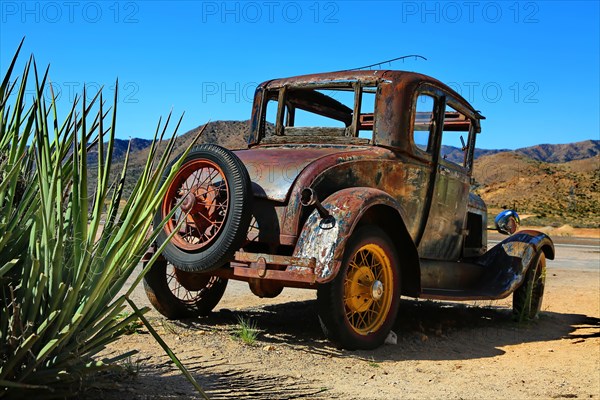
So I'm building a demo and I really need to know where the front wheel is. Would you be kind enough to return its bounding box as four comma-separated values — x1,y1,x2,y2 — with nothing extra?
317,226,401,350
513,252,546,321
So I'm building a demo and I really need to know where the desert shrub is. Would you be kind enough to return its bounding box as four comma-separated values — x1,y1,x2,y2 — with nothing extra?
0,41,206,398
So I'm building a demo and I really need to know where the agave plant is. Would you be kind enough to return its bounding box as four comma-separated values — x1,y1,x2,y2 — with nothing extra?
0,41,207,398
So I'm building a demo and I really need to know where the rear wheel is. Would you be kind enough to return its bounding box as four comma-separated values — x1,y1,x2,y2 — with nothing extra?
143,257,228,319
513,252,546,321
317,226,401,349
154,144,252,272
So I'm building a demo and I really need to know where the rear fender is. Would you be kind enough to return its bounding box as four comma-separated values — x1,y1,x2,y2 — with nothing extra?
291,187,419,287
475,230,555,297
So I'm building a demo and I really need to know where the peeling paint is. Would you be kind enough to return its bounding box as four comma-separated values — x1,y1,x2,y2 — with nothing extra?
292,206,342,278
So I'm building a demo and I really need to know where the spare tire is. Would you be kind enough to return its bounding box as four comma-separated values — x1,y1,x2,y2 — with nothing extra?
154,144,252,272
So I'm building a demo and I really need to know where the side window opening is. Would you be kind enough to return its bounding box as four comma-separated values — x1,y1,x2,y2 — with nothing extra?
440,104,472,168
413,94,435,153
263,98,279,137
265,98,278,126
357,90,376,139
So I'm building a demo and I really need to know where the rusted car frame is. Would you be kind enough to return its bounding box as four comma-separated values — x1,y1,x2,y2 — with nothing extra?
145,70,554,349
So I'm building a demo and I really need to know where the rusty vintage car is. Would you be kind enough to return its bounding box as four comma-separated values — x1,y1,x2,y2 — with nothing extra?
143,70,554,349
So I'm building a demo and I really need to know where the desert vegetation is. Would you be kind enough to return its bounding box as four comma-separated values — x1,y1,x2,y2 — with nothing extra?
0,42,205,398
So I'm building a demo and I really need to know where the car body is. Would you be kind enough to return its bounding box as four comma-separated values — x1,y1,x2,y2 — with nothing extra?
145,70,555,349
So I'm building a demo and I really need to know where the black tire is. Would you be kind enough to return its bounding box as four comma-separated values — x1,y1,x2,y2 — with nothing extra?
513,252,546,321
317,226,401,350
143,258,228,319
154,144,252,272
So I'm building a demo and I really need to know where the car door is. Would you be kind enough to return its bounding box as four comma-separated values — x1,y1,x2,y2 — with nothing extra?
417,96,474,261
396,88,443,241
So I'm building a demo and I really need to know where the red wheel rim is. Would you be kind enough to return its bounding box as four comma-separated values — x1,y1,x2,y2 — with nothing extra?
162,159,229,251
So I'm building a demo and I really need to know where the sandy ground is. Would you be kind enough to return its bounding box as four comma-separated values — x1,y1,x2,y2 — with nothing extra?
87,234,600,400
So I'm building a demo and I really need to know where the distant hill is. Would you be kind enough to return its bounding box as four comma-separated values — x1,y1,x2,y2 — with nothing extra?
442,139,600,165
91,120,598,227
473,152,599,227
515,140,600,163
442,146,505,164
87,138,153,165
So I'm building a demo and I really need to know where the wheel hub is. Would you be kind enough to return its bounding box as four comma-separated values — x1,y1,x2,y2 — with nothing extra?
180,192,196,213
176,185,222,239
345,266,376,312
371,280,384,301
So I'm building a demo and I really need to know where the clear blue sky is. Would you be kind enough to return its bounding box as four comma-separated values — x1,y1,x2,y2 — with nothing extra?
1,0,598,149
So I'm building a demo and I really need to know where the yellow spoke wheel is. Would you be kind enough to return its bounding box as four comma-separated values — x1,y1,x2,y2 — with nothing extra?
317,226,401,350
344,244,394,335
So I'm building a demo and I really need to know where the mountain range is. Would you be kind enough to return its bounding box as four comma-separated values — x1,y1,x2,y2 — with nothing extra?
442,140,599,164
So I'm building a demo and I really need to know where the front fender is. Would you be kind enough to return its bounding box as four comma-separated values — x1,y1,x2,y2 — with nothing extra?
291,187,407,283
475,230,555,298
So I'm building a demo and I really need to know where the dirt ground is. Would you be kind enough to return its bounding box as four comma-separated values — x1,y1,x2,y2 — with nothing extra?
88,233,600,400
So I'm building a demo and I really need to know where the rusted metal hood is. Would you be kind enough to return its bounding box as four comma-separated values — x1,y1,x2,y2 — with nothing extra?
234,145,373,202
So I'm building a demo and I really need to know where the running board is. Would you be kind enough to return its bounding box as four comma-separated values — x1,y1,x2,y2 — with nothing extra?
419,287,511,301
419,259,485,291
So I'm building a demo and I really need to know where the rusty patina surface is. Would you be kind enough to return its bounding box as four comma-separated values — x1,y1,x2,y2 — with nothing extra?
292,187,412,281
234,145,371,202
